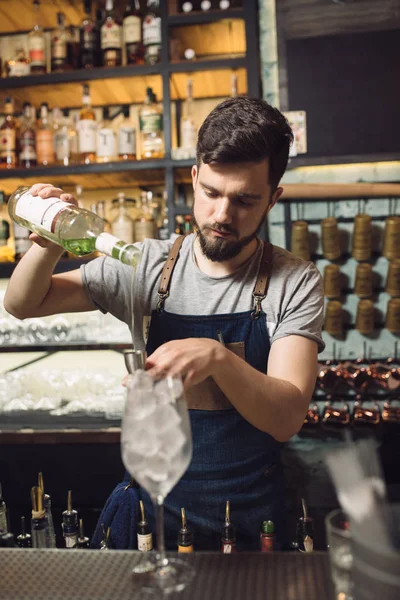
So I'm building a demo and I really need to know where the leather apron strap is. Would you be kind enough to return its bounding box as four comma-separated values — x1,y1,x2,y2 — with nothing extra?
251,241,273,319
157,235,185,311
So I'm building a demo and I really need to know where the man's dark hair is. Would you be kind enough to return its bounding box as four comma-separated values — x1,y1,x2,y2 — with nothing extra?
196,97,293,190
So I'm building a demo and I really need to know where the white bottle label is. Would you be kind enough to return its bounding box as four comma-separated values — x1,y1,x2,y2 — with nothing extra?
65,535,78,548
181,119,197,149
118,126,136,155
97,128,116,158
77,120,97,153
9,62,31,77
112,219,134,243
123,16,141,44
137,533,153,552
54,131,70,161
143,16,161,46
15,191,74,232
95,232,130,257
101,22,122,49
28,36,46,66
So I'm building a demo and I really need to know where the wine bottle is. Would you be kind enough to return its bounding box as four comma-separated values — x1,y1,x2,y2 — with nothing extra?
8,186,142,266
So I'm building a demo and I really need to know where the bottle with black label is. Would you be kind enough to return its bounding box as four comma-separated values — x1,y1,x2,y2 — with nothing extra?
123,1,143,65
143,0,161,65
178,508,194,553
101,0,122,67
221,500,236,553
62,490,79,549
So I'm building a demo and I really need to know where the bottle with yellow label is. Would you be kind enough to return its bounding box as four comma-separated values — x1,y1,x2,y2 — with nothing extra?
178,508,194,553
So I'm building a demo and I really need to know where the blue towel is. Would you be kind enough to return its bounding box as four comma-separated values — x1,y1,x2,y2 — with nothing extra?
91,475,140,550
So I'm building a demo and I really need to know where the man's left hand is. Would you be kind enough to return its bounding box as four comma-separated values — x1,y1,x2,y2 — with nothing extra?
146,338,225,389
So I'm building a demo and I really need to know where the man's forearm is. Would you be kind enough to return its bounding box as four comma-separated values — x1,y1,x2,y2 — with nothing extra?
4,244,64,319
212,348,308,442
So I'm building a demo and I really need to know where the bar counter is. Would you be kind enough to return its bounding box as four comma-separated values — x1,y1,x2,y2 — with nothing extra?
0,548,334,600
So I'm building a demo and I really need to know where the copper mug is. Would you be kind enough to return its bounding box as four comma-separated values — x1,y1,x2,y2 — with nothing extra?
323,400,351,427
304,403,320,427
317,360,341,391
353,399,381,426
382,401,400,424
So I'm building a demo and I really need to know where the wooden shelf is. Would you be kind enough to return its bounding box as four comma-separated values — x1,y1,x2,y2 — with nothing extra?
168,8,244,26
288,153,400,170
1,343,131,353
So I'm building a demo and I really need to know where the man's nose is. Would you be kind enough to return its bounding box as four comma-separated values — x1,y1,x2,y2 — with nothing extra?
214,198,233,224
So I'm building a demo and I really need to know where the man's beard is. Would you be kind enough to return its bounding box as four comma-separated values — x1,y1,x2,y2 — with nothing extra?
192,211,267,262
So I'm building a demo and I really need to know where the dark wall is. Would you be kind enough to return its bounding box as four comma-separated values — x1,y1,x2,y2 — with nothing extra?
286,29,400,157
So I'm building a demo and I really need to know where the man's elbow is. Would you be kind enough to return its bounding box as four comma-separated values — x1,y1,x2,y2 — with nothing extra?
3,295,28,320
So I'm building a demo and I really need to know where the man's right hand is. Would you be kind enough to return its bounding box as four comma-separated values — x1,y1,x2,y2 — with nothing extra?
29,183,78,248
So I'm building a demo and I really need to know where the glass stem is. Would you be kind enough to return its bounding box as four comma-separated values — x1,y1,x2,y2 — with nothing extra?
154,494,167,567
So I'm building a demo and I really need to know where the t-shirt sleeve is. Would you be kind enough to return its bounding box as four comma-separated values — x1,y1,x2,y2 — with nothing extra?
270,263,325,353
80,256,133,325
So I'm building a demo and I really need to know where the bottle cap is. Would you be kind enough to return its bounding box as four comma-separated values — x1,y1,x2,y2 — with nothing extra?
261,520,275,534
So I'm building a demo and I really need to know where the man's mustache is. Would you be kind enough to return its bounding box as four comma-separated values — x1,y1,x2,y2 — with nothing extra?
203,224,238,236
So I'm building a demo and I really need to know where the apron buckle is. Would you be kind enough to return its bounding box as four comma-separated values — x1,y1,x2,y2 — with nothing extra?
251,293,265,319
157,291,169,312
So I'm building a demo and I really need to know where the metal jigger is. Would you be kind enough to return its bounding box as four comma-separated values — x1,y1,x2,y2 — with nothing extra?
123,350,146,374
385,259,400,297
324,264,341,299
356,299,375,335
352,214,372,261
321,217,342,261
354,263,373,299
291,221,310,261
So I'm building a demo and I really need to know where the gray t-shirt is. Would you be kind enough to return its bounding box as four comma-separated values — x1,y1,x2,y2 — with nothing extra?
81,234,325,354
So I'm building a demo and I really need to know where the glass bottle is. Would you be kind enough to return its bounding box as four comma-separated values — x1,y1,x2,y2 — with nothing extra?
231,72,238,97
180,78,197,152
67,25,81,69
118,105,136,160
69,113,79,164
0,98,18,169
62,491,78,549
28,0,46,74
8,186,141,266
111,192,134,243
139,87,164,159
96,201,111,233
123,1,143,65
80,0,99,69
0,483,7,532
54,108,71,166
101,0,122,67
36,103,55,166
19,102,37,168
135,190,156,242
179,2,200,12
97,107,116,163
13,223,32,260
5,48,31,77
143,0,161,65
51,12,70,72
77,83,97,164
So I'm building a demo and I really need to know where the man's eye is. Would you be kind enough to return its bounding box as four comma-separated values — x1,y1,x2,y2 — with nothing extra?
238,198,254,206
205,191,218,198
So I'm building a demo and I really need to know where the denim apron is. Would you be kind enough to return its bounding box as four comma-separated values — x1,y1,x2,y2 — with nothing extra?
139,236,287,552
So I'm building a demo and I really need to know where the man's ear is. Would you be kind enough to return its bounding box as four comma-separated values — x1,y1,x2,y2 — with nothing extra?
268,186,284,212
191,164,198,192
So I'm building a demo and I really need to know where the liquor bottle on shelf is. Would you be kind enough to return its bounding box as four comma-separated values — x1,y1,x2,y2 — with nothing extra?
28,0,47,74
200,1,215,10
96,201,111,233
19,102,37,168
0,98,18,169
180,78,197,154
123,1,143,65
69,113,79,164
54,108,71,166
51,12,70,72
0,219,10,251
143,0,161,65
118,105,136,160
77,83,97,164
231,72,238,97
135,190,156,242
112,192,134,243
101,0,122,67
97,107,117,163
67,25,81,69
80,0,99,69
8,185,142,266
5,48,31,77
36,102,55,166
139,87,164,159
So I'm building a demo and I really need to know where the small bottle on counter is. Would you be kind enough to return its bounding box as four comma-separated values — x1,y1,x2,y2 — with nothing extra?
77,518,90,549
99,524,112,550
221,500,236,553
0,483,8,533
31,486,50,548
178,507,193,553
137,500,153,552
260,520,275,552
17,516,32,548
62,490,79,548
295,498,314,552
38,472,56,548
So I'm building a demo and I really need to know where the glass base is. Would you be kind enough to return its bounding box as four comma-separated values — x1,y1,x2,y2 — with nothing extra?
132,552,156,574
137,557,195,595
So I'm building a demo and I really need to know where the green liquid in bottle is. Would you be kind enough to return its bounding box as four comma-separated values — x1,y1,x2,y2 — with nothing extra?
62,238,97,256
